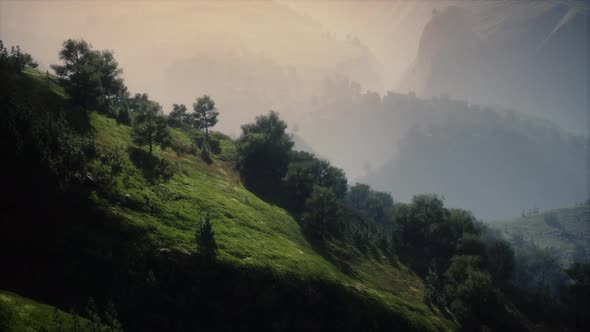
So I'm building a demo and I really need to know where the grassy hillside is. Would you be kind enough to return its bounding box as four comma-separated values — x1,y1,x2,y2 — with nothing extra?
490,204,590,266
0,291,91,332
1,68,455,331
88,102,451,330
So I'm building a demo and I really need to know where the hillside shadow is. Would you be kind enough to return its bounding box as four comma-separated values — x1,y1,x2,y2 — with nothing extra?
128,147,174,183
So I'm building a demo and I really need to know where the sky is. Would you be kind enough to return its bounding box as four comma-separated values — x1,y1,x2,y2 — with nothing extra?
0,1,440,125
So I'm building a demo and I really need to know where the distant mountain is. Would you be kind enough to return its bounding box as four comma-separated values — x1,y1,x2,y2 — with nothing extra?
489,204,590,267
358,94,589,220
400,1,590,135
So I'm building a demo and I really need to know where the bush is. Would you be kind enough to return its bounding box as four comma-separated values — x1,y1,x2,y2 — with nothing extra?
193,134,221,155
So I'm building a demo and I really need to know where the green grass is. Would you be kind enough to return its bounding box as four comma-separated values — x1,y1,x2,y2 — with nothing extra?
0,291,90,332
15,69,455,331
490,204,590,266
89,112,453,330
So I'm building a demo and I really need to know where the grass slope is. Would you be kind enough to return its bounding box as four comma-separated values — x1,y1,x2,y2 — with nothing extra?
4,68,455,331
490,205,590,266
0,291,91,332
90,113,452,331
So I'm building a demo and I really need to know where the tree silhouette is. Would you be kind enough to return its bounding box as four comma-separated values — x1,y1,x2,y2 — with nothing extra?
196,211,217,262
132,98,170,156
192,95,219,152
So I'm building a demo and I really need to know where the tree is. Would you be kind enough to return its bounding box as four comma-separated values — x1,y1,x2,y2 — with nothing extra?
443,255,496,327
196,211,217,262
0,41,38,72
346,184,394,227
283,151,348,211
192,95,219,148
50,39,126,111
236,111,294,194
132,97,170,156
485,238,515,287
302,185,342,240
168,104,189,127
97,50,127,115
51,39,104,108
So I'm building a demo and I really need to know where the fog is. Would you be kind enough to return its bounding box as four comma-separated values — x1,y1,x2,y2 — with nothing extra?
2,0,588,220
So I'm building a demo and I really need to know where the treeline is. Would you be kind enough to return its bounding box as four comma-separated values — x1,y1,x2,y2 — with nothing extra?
232,111,521,329
233,95,590,330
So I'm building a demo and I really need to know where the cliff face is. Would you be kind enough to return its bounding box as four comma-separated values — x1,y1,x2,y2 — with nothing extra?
401,1,589,135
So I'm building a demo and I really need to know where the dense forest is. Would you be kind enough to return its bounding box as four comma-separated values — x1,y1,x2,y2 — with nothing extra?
1,40,588,332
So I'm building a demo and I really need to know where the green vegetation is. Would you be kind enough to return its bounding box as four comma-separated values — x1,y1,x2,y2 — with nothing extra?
192,94,219,154
0,55,452,330
0,291,89,332
1,39,586,331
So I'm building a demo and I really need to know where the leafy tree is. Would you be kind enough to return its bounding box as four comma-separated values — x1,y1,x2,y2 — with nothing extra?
196,211,217,262
131,97,170,156
456,232,486,258
51,39,126,111
192,95,219,149
347,184,372,210
283,151,347,211
168,103,189,127
443,255,496,326
97,50,126,115
301,185,342,240
0,40,37,72
51,39,104,108
485,238,515,287
236,111,294,194
424,267,444,307
395,194,447,253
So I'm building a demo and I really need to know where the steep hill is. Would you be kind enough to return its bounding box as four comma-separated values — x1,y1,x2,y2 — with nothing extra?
0,68,454,331
490,204,590,267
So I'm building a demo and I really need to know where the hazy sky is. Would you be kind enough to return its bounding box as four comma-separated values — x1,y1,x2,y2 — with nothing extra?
2,1,587,218
0,1,439,115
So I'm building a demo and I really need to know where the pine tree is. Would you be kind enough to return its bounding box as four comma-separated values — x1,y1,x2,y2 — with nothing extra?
192,95,219,156
132,99,170,156
196,211,217,262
